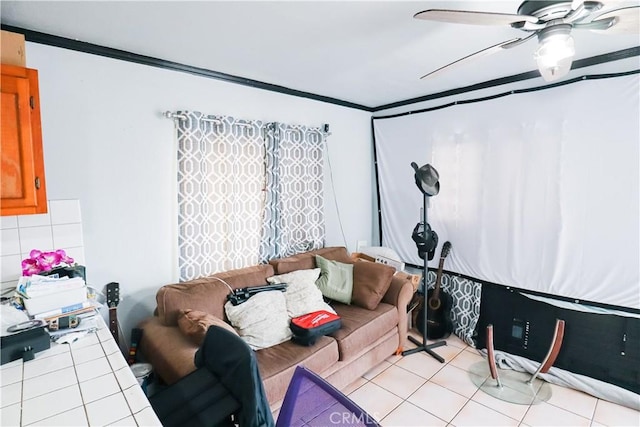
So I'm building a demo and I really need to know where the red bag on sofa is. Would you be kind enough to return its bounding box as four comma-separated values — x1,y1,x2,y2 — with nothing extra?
290,310,341,346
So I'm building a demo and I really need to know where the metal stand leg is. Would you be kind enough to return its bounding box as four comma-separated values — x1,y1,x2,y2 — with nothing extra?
486,324,503,388
527,319,565,385
403,331,447,362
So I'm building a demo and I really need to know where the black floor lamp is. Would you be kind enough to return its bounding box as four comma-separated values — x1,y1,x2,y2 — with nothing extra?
402,162,447,363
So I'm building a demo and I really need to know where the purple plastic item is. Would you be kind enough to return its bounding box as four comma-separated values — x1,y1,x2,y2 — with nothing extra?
276,366,380,427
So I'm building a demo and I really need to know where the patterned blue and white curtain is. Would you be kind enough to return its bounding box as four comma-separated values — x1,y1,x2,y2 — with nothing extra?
176,112,265,281
426,270,481,346
259,123,326,262
175,111,327,281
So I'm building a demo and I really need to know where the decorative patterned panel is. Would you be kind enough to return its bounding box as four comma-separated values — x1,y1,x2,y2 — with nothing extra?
260,123,326,262
427,270,482,346
176,112,328,281
177,111,265,281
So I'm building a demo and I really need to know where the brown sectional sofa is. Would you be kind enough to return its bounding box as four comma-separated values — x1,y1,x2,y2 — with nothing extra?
138,246,414,406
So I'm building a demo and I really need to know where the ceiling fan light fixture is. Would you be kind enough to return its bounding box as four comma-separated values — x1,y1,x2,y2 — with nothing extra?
415,2,639,83
534,24,575,81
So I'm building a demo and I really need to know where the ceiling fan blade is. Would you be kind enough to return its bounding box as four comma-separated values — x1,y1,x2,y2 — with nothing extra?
572,17,617,30
571,0,584,10
564,1,588,22
590,6,640,33
414,9,539,26
420,37,532,79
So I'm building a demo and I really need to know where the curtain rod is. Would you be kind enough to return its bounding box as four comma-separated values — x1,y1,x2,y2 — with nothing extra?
164,111,252,128
163,111,222,124
164,111,330,133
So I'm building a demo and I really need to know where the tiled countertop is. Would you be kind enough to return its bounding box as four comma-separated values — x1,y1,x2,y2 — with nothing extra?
0,315,161,426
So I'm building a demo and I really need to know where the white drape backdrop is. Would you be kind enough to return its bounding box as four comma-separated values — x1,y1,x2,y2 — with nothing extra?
374,74,639,310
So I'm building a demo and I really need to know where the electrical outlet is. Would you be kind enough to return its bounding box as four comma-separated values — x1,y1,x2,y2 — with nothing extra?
356,240,368,252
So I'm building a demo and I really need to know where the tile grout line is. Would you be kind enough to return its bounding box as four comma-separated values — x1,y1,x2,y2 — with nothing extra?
468,384,525,424
543,392,597,423
520,399,534,426
101,332,147,422
592,399,601,426
20,357,24,427
428,355,471,425
68,342,93,426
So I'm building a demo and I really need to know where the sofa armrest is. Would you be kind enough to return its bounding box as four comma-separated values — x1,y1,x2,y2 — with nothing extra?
381,275,414,353
138,316,199,385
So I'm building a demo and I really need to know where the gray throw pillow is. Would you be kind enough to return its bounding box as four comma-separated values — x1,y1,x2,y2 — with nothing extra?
315,255,353,305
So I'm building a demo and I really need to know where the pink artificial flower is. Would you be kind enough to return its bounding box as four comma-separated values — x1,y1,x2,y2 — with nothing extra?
29,249,43,259
37,251,62,271
55,249,74,265
21,248,77,277
21,258,41,276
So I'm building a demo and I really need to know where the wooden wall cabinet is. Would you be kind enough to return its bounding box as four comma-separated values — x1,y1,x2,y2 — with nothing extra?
1,64,47,216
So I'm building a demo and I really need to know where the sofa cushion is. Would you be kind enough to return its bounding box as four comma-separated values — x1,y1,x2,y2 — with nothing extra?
351,261,396,310
156,264,275,326
315,255,353,305
224,290,292,350
330,302,398,361
177,309,238,346
269,247,352,274
256,336,338,404
267,268,335,317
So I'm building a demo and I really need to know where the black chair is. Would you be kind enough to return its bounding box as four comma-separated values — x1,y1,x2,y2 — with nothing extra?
150,326,273,427
149,367,239,427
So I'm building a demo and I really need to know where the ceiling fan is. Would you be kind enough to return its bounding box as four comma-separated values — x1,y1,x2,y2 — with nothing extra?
415,0,640,81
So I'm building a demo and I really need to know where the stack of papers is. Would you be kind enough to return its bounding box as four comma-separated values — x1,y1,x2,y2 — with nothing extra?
18,275,86,298
17,275,91,317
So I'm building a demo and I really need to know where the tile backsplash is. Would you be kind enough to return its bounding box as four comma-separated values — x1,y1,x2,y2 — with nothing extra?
1,200,86,293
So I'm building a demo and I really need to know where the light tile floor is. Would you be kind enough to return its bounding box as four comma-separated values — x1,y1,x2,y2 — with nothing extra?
341,330,640,427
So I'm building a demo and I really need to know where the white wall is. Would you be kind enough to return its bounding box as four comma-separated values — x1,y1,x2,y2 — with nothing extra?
24,42,374,344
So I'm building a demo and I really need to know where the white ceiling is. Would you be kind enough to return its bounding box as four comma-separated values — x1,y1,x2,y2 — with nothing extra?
2,1,639,109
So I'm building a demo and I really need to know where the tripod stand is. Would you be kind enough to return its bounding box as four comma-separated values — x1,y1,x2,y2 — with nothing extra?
402,165,446,363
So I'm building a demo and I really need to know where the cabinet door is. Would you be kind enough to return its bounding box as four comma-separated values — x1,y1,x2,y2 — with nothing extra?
1,66,47,215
